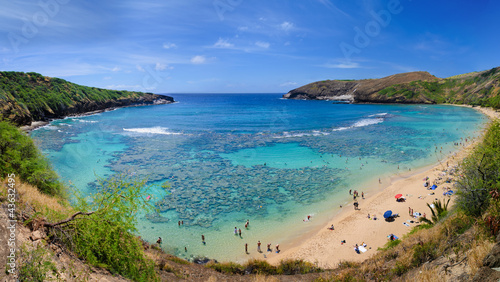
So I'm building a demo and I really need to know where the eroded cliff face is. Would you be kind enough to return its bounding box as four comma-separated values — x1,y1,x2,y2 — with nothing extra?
284,71,438,103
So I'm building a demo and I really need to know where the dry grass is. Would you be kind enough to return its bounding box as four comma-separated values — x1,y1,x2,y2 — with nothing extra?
467,238,495,277
251,274,280,282
3,178,72,221
403,265,445,282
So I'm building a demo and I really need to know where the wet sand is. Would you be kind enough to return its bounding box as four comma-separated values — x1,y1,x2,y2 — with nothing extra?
264,106,499,268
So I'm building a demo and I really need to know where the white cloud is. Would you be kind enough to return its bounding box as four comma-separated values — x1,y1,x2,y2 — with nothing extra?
280,82,298,87
112,66,121,72
213,38,234,48
155,62,167,71
136,65,145,72
191,55,207,64
280,21,294,32
103,76,112,80
163,42,177,49
255,41,270,49
238,26,249,31
105,84,143,91
322,62,360,69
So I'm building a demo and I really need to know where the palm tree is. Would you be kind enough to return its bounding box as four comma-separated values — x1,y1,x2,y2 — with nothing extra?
420,198,450,225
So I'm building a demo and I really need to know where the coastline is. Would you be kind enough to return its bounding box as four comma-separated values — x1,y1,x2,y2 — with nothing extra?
265,106,499,269
20,99,175,133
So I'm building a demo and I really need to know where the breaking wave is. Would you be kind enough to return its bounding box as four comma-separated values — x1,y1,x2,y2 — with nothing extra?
123,126,182,135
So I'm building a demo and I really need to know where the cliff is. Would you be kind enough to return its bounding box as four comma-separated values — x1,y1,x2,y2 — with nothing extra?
0,71,174,126
284,67,500,108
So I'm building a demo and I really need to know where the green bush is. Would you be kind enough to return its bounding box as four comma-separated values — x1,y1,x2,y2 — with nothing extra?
0,121,63,196
412,241,438,266
49,175,158,281
455,120,500,216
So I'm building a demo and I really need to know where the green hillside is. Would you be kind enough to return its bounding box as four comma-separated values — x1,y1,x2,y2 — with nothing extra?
375,67,500,107
284,66,500,108
0,71,173,126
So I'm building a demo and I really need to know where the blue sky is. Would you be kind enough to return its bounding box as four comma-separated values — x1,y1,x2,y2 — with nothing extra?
1,0,499,93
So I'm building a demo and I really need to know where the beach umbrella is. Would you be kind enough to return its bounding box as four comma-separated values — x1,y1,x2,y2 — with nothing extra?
383,210,393,219
395,194,403,199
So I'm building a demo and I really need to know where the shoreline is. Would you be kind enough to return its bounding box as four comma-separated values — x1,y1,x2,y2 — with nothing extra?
265,106,498,268
20,99,175,133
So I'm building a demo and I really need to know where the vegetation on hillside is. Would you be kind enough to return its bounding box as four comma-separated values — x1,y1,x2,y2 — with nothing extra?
0,121,159,280
377,67,500,108
0,121,63,196
46,176,159,281
0,71,172,125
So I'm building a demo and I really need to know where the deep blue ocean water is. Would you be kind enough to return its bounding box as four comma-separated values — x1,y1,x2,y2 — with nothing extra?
30,94,487,262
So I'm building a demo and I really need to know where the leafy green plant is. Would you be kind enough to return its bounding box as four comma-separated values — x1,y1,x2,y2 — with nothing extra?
0,121,63,196
45,175,159,281
456,120,500,216
419,199,450,225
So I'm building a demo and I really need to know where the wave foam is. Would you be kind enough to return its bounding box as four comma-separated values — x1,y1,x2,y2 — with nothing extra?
368,112,388,117
273,116,384,138
123,126,182,135
352,118,384,128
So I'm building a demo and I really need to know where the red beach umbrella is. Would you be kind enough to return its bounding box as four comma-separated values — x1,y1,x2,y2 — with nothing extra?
395,194,403,199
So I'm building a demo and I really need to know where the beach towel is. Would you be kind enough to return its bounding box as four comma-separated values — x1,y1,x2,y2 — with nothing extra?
387,235,399,240
358,246,367,253
403,222,410,227
430,185,437,190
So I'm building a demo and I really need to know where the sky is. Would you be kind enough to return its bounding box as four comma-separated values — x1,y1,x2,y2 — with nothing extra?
1,0,499,93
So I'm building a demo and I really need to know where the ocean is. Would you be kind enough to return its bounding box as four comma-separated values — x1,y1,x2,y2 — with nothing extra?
30,93,487,263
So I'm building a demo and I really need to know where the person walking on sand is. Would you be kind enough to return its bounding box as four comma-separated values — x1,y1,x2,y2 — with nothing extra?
267,243,272,252
276,244,280,253
245,243,248,254
238,228,242,237
362,192,364,199
257,241,262,252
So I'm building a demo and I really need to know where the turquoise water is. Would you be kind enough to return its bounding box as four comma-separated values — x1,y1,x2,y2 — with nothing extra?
30,94,487,263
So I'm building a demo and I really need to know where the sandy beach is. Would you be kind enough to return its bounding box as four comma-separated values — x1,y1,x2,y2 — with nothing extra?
266,106,499,269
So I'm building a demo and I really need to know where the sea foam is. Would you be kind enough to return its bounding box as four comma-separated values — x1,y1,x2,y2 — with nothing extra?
123,126,182,135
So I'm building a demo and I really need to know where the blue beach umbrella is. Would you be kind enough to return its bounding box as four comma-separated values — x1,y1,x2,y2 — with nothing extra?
383,210,393,219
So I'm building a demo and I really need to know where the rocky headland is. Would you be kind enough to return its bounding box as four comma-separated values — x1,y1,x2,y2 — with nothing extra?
0,71,174,126
283,67,500,108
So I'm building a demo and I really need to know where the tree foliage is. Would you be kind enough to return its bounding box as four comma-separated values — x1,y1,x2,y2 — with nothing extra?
455,120,500,216
46,175,159,281
0,120,63,196
419,199,450,225
0,71,158,124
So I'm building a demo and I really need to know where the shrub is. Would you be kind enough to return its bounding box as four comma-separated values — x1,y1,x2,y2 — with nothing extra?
0,121,63,196
47,175,158,281
455,120,500,216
